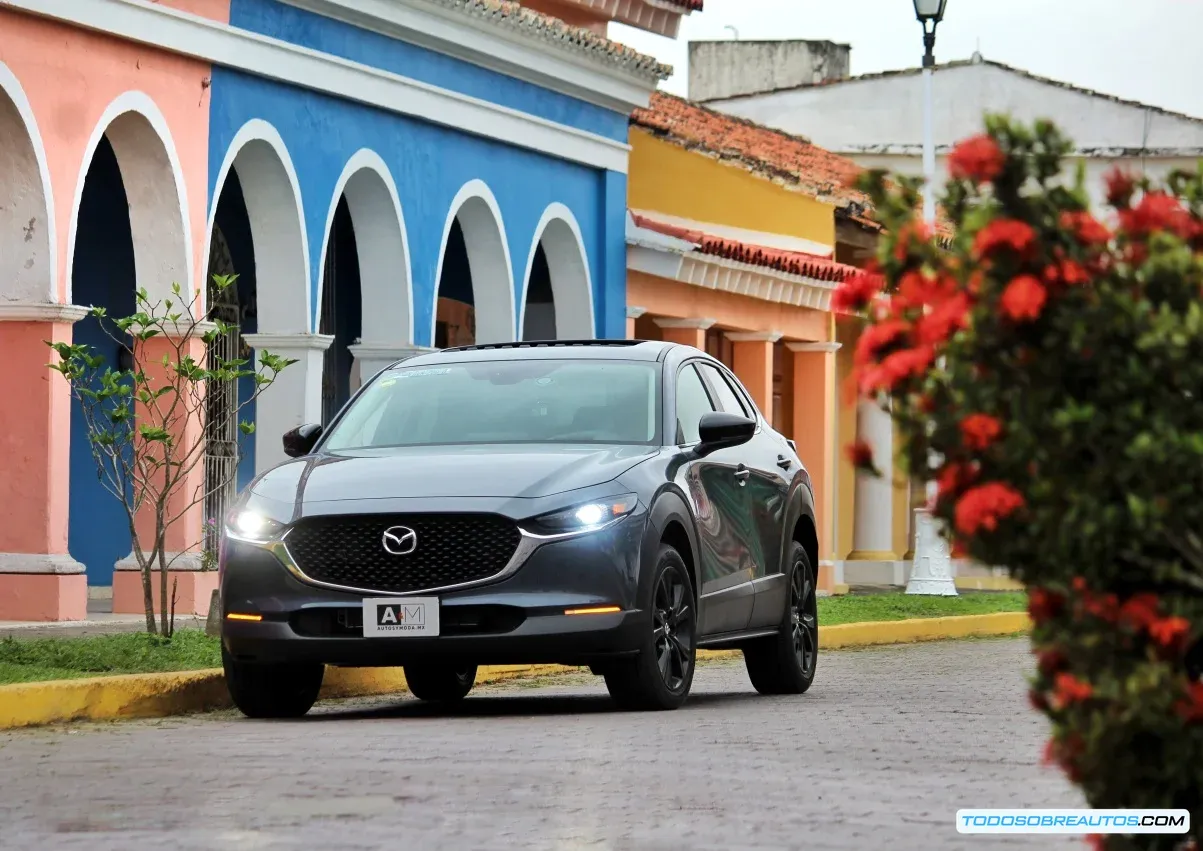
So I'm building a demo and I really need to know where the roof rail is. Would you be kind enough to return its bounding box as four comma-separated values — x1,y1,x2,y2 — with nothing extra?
440,339,647,353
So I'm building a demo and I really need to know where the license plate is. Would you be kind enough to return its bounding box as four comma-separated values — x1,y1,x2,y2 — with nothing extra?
362,597,440,637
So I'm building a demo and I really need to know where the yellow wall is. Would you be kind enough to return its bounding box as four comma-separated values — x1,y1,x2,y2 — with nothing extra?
628,128,837,247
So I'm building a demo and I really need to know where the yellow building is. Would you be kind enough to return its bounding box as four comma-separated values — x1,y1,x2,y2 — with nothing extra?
624,93,915,594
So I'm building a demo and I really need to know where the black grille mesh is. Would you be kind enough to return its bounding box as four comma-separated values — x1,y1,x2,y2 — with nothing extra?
285,514,521,593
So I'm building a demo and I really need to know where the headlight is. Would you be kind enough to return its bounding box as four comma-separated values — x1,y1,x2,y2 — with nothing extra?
529,494,638,535
225,509,286,543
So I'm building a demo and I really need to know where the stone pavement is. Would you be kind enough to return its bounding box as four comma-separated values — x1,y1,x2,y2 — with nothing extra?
0,638,1081,849
0,594,205,639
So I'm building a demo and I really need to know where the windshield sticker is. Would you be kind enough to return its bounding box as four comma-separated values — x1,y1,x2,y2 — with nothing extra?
396,368,452,379
536,377,555,386
378,379,396,387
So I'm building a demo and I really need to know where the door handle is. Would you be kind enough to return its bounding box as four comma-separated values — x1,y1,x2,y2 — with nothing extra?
734,465,751,484
776,455,792,470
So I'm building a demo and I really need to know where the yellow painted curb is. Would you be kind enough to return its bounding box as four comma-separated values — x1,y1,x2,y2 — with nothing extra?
0,613,1031,730
954,576,1026,592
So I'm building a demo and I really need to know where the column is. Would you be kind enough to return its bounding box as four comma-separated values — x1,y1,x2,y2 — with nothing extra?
242,333,334,474
789,342,840,593
626,306,646,340
655,317,714,349
0,303,90,621
727,331,781,423
112,325,215,615
347,342,437,391
847,398,901,581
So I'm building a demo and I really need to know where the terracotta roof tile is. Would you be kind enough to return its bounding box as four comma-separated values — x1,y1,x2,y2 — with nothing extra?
631,213,861,282
657,0,703,9
631,92,878,225
431,0,672,80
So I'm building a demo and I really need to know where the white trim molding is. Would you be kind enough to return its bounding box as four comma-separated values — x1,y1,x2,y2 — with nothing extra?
519,202,594,340
0,303,92,323
206,119,311,335
726,331,783,343
283,0,662,114
242,332,336,351
626,305,648,319
65,89,193,306
317,148,414,343
786,341,842,353
655,317,716,330
15,0,633,173
347,342,434,361
432,179,516,346
0,60,58,304
0,553,86,575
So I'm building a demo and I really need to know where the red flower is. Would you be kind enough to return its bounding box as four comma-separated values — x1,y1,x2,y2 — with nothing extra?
1052,672,1094,708
1001,275,1047,322
1036,648,1068,677
1072,576,1088,593
916,291,972,347
893,219,935,262
1043,259,1091,286
896,270,957,311
936,462,976,503
917,394,936,414
954,483,1025,536
1059,211,1112,246
1118,593,1161,631
1085,835,1107,851
1028,688,1049,711
1083,591,1119,624
1028,589,1066,625
1174,681,1203,724
833,268,885,313
1104,167,1136,209
1119,191,1194,240
974,219,1037,260
878,345,936,386
949,134,1006,184
960,413,1003,451
854,320,909,367
846,439,875,471
1149,616,1191,655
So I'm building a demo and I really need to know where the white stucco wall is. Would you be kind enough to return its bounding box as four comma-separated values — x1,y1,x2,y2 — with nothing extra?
707,59,1203,212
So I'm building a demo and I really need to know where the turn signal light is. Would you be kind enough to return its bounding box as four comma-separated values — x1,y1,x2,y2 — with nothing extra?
564,606,621,616
226,613,263,622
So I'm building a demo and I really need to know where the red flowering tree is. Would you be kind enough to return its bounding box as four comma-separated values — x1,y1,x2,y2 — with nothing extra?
840,116,1203,850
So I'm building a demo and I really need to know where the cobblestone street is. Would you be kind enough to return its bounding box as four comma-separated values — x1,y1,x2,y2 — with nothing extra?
0,638,1081,850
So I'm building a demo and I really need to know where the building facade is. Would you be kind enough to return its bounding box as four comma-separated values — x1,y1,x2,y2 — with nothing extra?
693,47,1203,214
0,0,672,620
624,94,914,595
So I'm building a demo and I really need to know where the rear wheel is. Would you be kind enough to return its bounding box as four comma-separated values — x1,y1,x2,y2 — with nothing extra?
604,545,696,711
223,648,324,719
403,663,477,702
743,542,818,695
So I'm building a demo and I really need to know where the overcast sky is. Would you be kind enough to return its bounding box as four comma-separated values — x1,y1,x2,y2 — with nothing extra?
610,0,1203,119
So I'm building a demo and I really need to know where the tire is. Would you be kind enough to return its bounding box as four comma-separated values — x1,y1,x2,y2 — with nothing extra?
604,544,697,711
743,542,818,695
403,663,478,702
222,647,324,719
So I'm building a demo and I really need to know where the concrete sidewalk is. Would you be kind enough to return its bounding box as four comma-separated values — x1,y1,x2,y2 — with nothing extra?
0,593,205,640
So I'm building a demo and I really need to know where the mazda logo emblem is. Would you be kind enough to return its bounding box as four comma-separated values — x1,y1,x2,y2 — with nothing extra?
381,526,418,555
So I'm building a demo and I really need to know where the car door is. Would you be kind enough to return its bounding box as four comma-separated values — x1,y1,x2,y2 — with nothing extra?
695,362,792,630
672,361,758,636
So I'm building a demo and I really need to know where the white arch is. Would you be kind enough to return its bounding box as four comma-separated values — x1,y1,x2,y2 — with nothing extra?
431,178,515,346
315,149,413,344
65,91,192,307
205,119,309,334
0,61,56,303
519,202,595,340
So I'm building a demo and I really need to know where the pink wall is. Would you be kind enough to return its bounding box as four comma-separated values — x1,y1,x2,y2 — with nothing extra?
0,8,215,305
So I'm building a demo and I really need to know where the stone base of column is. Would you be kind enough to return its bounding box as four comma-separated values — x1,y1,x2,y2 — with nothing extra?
905,509,958,596
816,560,845,596
0,553,88,621
112,553,218,615
842,559,913,588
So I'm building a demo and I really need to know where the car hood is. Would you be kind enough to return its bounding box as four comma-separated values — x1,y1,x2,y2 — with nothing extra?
251,444,658,505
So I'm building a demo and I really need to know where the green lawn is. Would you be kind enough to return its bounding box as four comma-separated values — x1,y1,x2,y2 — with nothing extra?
0,592,1027,686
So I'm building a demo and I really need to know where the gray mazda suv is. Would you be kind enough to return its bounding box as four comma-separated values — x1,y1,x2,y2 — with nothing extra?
219,339,820,717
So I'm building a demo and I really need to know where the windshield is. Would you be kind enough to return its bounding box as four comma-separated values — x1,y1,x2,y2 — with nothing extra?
322,358,660,450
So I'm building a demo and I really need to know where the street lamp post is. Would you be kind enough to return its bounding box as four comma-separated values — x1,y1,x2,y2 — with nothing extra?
905,0,958,596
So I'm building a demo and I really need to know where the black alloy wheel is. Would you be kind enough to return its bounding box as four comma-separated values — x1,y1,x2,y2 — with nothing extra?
223,647,325,719
604,545,697,710
403,663,478,702
744,542,818,695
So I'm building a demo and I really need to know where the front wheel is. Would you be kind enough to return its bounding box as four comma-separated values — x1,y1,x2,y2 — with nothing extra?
223,648,325,719
743,542,818,695
604,544,697,711
403,663,477,702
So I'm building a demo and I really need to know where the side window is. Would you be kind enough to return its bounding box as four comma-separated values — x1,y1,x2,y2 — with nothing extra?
675,364,716,445
698,363,752,419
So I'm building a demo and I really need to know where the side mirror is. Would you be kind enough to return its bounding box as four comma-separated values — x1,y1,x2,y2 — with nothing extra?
282,423,323,458
697,411,756,454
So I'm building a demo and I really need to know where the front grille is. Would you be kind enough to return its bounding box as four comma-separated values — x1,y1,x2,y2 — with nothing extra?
285,513,521,593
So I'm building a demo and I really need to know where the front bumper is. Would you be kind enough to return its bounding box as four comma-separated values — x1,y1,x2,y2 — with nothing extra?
220,515,650,667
